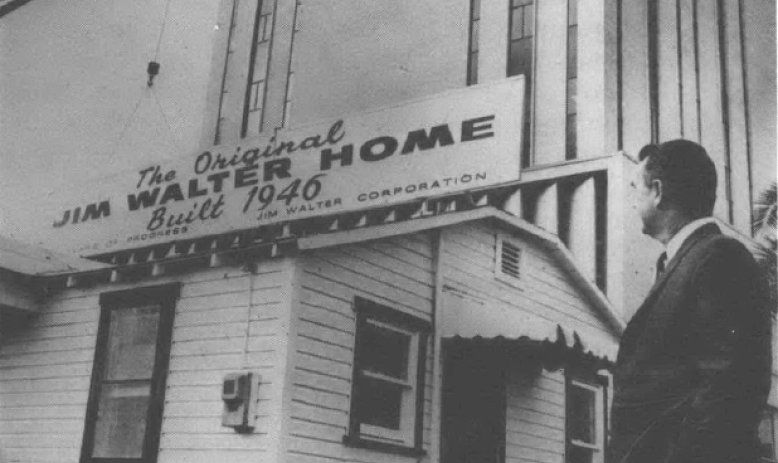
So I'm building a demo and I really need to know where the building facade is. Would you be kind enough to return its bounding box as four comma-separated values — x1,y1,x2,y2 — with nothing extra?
0,0,775,462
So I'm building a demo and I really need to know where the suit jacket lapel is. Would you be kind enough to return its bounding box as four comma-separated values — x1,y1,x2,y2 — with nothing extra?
623,223,722,342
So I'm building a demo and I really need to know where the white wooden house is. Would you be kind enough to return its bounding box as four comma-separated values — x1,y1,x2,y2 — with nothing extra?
0,204,622,463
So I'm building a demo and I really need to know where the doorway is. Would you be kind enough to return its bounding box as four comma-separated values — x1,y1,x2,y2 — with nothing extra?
440,343,506,463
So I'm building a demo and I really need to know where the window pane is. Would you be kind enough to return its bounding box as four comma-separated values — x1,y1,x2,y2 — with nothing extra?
105,306,160,381
92,382,151,458
510,7,524,39
758,412,776,459
247,109,262,134
362,322,411,379
471,21,479,53
567,78,577,115
567,26,578,78
469,52,479,85
567,114,578,160
568,0,578,26
569,385,595,443
508,37,533,78
524,4,534,37
568,444,593,463
357,377,403,430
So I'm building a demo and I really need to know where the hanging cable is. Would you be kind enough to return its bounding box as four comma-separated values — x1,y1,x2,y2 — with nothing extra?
152,89,173,139
151,87,182,150
154,0,173,61
147,0,173,87
106,92,145,159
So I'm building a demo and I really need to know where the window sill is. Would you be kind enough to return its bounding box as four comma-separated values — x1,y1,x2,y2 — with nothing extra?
342,433,426,457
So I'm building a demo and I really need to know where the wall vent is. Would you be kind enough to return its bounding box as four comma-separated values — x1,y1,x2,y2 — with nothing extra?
499,239,522,279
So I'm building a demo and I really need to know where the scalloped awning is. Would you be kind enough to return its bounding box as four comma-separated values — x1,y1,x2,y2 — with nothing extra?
440,287,619,365
445,325,614,371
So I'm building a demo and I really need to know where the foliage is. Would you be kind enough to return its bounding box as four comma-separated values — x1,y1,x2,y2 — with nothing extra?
752,182,777,315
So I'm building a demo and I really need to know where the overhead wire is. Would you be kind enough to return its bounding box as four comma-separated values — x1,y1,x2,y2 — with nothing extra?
154,0,173,61
106,0,178,159
106,92,145,159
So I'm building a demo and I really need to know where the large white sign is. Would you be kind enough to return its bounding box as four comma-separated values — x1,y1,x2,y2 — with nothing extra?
32,77,524,256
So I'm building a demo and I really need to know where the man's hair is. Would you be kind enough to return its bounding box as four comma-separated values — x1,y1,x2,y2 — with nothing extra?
638,139,717,218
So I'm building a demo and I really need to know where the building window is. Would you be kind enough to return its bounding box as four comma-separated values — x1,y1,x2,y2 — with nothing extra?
345,297,430,455
280,0,301,129
466,0,480,85
507,0,534,168
647,0,659,143
566,0,578,160
566,377,606,463
594,173,608,292
242,0,272,137
80,284,180,463
760,407,778,462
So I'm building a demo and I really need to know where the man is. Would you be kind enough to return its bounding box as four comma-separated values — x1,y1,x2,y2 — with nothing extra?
608,139,773,463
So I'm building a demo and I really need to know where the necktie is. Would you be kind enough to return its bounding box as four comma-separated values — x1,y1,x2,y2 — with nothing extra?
655,252,667,282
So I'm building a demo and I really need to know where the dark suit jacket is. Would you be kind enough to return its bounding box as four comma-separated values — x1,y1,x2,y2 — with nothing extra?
608,224,773,463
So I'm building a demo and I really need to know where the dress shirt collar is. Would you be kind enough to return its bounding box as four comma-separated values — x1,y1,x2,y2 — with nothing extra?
665,217,716,262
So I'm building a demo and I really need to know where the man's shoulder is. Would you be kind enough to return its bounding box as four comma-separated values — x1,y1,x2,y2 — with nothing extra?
688,232,761,279
695,232,753,259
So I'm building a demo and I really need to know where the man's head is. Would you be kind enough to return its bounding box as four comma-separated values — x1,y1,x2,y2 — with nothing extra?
633,139,717,239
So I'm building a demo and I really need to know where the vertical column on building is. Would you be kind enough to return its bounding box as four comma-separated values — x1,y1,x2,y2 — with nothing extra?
657,0,682,140
503,190,523,218
577,0,612,159
720,0,751,231
696,0,730,222
263,0,299,131
602,0,620,155
534,184,559,232
606,156,628,316
478,0,509,83
620,0,651,156
679,0,700,141
534,0,567,164
567,178,597,280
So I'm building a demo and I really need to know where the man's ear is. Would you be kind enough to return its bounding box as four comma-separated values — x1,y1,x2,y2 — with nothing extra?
651,178,665,208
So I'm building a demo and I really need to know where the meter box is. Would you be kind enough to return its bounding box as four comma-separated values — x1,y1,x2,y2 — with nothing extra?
221,372,259,432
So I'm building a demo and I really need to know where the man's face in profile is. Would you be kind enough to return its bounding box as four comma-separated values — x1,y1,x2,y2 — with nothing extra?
632,159,659,237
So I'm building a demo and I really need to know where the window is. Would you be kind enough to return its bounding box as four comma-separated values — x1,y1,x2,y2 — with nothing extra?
566,377,606,463
565,0,578,160
760,408,778,462
242,0,273,137
507,0,534,167
647,0,659,143
345,297,430,455
80,284,180,463
466,0,480,85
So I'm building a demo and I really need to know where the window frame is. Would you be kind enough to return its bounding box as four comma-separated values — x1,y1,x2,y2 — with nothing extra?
565,374,608,463
760,406,778,463
80,283,180,463
344,297,430,456
506,0,536,168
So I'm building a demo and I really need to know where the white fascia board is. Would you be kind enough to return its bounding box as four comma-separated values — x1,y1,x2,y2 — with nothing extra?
0,235,109,276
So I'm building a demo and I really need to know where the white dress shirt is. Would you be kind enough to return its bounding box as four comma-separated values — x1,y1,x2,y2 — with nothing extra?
654,217,716,282
665,217,717,262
